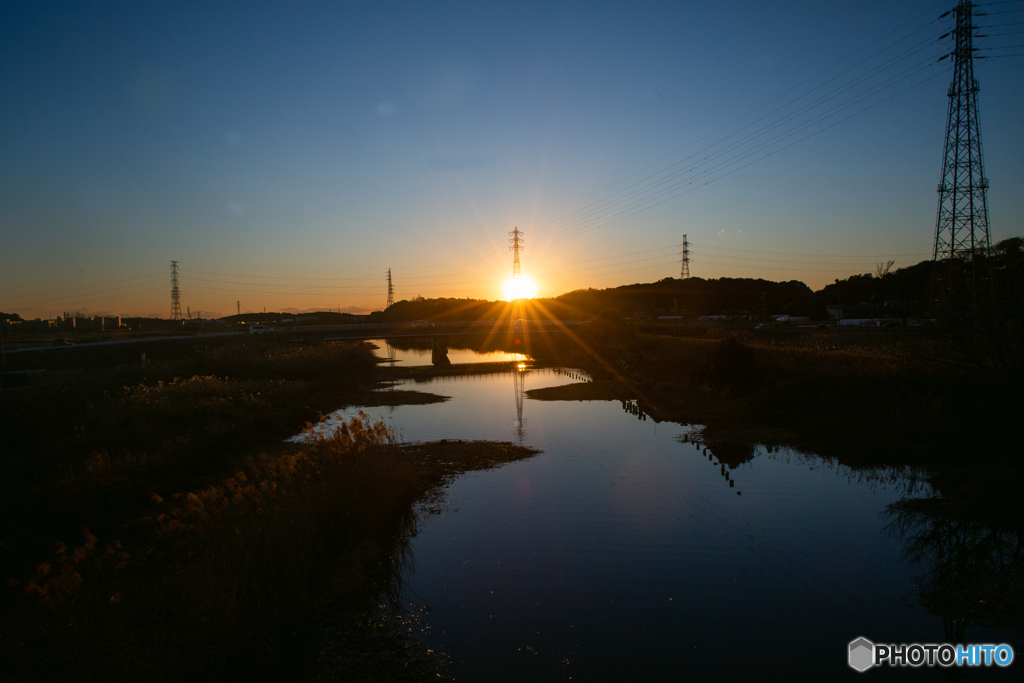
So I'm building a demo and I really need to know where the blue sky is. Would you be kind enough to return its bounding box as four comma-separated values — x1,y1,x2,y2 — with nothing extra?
1,0,1021,318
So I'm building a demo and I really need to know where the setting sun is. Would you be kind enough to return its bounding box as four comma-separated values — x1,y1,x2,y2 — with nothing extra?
502,275,538,301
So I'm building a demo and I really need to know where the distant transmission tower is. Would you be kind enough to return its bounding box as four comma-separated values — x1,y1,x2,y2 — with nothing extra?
169,261,182,320
933,0,992,300
236,300,240,316
681,235,691,278
386,268,395,308
509,228,523,280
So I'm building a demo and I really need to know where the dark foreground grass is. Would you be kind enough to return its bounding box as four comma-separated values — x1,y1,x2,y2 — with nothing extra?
0,334,463,683
1,411,538,682
0,337,395,582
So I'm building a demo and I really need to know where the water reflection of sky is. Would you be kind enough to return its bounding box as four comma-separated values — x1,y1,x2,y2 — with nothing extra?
321,353,1018,681
367,338,525,367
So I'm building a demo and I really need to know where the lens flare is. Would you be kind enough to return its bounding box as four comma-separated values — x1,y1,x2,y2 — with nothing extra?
502,275,538,301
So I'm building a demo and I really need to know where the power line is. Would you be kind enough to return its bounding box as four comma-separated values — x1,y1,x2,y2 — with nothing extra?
525,3,949,232
527,21,950,244
399,3,954,279
307,6,959,293
529,56,947,247
531,64,948,249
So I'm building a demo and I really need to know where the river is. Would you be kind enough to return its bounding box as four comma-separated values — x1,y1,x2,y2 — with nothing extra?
313,340,1020,681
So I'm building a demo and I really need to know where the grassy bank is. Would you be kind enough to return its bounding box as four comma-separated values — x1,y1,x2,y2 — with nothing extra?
2,409,537,681
0,333,537,681
0,337,393,580
525,320,1022,465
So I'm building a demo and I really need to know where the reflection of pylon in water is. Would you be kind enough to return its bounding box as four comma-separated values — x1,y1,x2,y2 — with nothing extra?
385,340,396,363
512,356,526,442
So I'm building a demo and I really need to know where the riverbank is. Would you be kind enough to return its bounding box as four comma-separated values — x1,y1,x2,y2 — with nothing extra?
522,321,1022,466
2,410,537,681
0,336,472,680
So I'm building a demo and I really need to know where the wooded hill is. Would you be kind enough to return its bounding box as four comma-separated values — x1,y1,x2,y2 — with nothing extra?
373,237,1022,323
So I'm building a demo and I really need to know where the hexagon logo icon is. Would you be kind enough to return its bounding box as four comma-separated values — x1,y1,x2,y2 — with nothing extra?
849,637,874,672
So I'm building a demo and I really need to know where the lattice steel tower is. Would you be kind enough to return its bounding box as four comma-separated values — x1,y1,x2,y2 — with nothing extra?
169,261,182,320
386,268,395,308
934,0,991,298
681,235,691,279
509,228,523,281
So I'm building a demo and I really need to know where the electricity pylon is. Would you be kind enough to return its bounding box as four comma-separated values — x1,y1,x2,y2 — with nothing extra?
170,261,182,320
386,268,395,308
681,235,691,279
509,228,523,281
933,0,992,301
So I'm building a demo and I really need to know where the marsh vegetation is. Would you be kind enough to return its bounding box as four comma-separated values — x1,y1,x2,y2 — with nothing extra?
0,337,535,681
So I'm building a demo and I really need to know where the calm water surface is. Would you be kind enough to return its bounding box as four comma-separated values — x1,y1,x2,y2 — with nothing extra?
372,339,524,367
317,342,1019,681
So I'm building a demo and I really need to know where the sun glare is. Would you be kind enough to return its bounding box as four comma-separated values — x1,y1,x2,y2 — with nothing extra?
502,275,538,301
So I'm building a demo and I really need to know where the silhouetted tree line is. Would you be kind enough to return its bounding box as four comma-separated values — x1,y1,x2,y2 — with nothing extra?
368,237,1022,324
548,277,816,319
545,236,1023,320
911,237,1024,387
369,298,514,324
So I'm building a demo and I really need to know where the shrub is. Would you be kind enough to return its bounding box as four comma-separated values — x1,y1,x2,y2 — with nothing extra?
694,338,761,391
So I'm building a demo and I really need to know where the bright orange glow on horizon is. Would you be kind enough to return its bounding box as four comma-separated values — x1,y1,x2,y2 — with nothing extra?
501,275,538,301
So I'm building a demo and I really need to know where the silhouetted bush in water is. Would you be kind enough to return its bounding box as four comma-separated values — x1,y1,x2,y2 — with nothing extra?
693,338,761,392
705,442,757,468
885,493,1024,634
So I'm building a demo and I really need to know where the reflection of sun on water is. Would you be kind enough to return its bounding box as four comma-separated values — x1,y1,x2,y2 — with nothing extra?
502,275,538,301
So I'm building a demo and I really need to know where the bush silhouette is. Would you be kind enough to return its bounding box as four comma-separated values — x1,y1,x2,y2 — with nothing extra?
695,338,761,391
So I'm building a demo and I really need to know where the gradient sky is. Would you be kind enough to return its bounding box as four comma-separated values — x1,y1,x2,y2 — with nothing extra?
2,0,1022,319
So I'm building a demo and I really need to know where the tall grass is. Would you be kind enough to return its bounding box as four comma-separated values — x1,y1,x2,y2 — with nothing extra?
2,367,538,682
0,339,376,599
5,414,533,680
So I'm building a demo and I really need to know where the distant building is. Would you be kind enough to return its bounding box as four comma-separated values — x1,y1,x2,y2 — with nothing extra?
0,318,55,333
53,315,122,332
